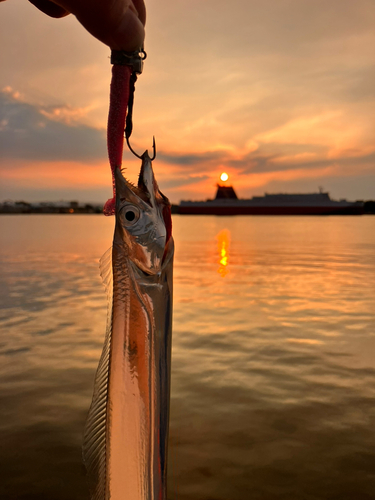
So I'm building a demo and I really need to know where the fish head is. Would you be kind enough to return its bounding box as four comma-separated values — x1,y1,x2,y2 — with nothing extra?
114,151,172,275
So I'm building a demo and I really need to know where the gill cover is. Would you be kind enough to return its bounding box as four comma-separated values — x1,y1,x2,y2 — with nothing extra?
114,151,171,275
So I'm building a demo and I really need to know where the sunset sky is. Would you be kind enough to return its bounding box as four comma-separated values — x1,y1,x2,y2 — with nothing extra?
0,0,374,203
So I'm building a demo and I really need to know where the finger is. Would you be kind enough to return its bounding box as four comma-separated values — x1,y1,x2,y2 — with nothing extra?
51,0,146,50
132,0,146,26
28,0,69,18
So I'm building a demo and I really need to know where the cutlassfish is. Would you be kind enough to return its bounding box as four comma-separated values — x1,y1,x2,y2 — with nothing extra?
83,61,174,500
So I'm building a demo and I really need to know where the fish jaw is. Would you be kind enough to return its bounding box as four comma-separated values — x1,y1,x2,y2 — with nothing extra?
114,159,170,275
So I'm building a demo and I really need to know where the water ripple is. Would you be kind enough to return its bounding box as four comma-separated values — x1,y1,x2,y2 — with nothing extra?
0,215,375,499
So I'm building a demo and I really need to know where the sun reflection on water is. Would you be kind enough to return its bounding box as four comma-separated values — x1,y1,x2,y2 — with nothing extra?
217,229,230,277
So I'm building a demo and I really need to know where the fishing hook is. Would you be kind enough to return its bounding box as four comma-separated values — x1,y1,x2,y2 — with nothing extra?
126,135,156,161
115,47,155,161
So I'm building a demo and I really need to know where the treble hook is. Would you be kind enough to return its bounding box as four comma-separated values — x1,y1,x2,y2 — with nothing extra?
126,135,156,161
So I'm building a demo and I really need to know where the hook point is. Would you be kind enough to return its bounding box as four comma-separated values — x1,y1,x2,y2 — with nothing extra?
151,136,156,161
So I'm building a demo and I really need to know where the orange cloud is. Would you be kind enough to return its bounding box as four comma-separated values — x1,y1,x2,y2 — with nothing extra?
40,104,96,126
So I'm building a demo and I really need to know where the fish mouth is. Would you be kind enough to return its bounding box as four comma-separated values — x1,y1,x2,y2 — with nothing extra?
116,150,158,205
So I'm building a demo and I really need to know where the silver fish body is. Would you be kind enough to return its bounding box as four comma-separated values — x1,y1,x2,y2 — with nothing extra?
83,152,174,500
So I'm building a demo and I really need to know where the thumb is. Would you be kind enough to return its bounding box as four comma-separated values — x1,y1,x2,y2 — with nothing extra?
28,0,146,50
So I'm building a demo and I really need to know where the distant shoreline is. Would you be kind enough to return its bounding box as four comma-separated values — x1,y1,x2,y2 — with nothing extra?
0,201,103,215
1,201,374,215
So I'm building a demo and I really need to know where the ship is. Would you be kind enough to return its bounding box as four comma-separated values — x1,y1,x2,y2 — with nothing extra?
177,180,364,216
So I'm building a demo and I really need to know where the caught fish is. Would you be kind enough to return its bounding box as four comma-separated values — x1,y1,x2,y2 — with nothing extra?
83,150,174,500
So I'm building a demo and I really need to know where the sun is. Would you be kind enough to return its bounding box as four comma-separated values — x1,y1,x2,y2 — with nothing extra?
220,172,229,182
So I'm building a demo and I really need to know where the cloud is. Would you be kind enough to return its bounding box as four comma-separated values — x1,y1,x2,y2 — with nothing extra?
0,88,107,162
1,86,373,205
158,150,224,166
147,142,374,204
159,175,211,190
39,104,96,125
157,144,374,176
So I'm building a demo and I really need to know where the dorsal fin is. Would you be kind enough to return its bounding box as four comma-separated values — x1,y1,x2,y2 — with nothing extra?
99,247,113,298
83,248,113,499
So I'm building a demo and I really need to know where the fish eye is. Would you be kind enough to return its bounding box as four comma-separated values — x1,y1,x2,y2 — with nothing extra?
126,211,135,222
120,204,140,226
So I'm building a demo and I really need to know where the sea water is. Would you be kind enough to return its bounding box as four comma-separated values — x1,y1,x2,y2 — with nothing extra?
0,214,374,500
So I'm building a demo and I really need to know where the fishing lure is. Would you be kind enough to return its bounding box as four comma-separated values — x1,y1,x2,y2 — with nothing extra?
83,50,174,500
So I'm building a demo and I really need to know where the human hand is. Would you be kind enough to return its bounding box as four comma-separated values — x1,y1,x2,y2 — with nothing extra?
2,0,146,51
